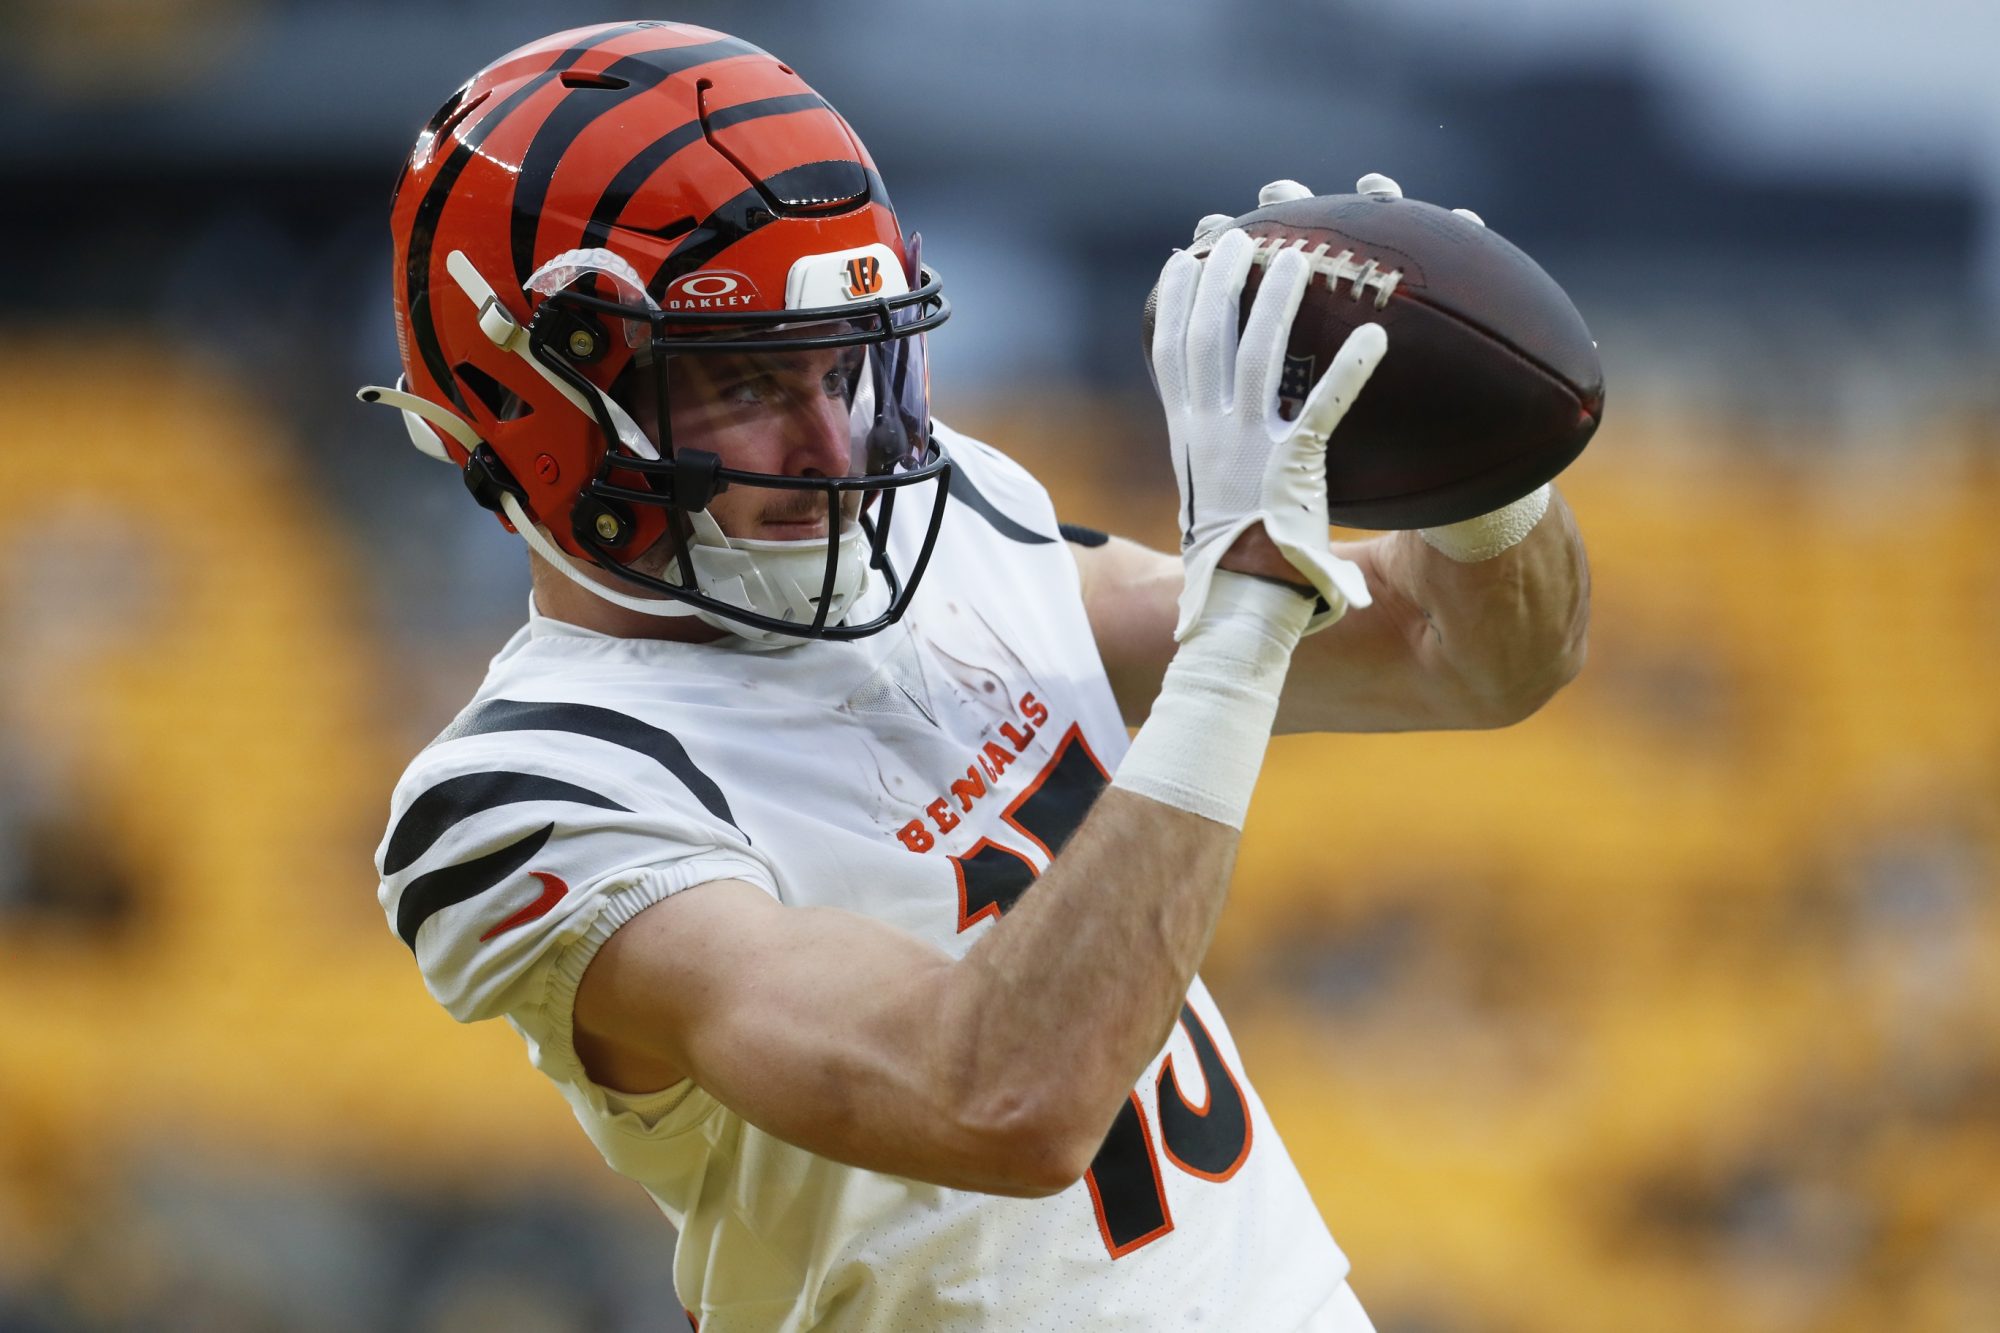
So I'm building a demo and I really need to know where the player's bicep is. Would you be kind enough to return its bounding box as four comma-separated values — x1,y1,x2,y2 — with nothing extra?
1068,527,1474,733
571,879,1057,1196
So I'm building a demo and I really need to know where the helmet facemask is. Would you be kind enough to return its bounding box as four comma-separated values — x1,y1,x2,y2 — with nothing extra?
367,22,959,644
520,246,951,643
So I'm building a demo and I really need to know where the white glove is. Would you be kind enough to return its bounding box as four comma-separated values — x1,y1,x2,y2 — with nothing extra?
1197,174,1544,564
1195,173,1485,238
1353,170,1486,227
1190,179,1315,248
1150,227,1386,641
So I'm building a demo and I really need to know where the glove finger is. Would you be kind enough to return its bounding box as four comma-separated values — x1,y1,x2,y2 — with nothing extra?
1150,247,1201,405
1259,429,1374,615
1191,212,1233,245
1187,229,1258,411
1259,179,1312,205
1452,207,1486,227
1293,321,1387,445
1355,172,1403,199
1285,546,1373,615
1234,246,1312,428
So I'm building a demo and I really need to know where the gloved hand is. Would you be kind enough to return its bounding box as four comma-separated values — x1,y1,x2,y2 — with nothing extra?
1188,174,1546,565
1150,226,1385,641
1191,173,1484,248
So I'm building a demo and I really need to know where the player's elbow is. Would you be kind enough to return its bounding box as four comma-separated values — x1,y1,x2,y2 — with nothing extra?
1480,630,1587,726
949,1089,1105,1198
1439,574,1590,727
975,1133,1096,1199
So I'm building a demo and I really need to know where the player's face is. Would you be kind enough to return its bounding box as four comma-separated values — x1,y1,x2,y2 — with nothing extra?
626,345,867,543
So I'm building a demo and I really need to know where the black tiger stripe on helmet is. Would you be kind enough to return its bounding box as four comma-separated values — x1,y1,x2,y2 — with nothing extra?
376,21,951,642
401,21,658,416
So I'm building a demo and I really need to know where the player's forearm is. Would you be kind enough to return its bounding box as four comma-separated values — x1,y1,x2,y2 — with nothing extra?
936,787,1238,1178
1286,487,1590,731
932,577,1306,1184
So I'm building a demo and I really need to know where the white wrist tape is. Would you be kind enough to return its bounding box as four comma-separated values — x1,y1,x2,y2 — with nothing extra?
1111,571,1310,829
1418,484,1551,563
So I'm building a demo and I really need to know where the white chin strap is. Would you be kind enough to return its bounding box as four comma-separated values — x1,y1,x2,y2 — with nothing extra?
360,251,877,644
496,491,872,646
674,508,872,638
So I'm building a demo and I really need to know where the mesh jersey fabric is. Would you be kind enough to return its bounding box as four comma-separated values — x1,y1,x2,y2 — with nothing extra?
375,424,1350,1330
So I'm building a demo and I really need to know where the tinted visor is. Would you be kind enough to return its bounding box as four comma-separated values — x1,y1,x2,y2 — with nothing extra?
537,260,943,479
617,306,933,486
524,264,952,639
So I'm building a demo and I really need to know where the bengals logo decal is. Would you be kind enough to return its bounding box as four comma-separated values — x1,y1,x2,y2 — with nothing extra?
843,255,883,299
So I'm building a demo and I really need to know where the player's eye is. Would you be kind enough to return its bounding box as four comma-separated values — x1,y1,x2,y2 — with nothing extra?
721,375,774,406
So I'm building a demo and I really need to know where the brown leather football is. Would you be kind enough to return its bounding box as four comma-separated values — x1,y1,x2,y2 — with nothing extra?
1145,192,1605,530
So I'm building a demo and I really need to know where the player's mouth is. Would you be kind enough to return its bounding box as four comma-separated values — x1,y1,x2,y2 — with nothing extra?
757,507,830,540
759,521,827,540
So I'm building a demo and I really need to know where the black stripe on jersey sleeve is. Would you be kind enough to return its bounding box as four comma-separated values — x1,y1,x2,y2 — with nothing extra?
1058,522,1110,548
396,822,553,948
946,466,1055,546
441,699,742,835
383,771,630,876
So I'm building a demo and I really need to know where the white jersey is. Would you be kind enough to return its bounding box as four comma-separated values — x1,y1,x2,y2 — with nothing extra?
377,426,1349,1331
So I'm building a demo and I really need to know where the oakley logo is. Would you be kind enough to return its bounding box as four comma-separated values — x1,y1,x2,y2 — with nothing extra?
663,270,759,310
843,256,883,299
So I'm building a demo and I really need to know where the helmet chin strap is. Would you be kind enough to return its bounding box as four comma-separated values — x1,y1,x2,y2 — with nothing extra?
356,379,479,462
503,490,873,646
446,249,660,461
493,489,700,618
673,509,872,637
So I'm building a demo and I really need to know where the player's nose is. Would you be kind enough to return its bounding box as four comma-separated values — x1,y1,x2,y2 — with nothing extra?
782,391,855,479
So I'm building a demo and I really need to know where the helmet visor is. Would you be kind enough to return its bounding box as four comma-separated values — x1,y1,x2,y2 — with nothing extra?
525,262,951,638
623,308,933,492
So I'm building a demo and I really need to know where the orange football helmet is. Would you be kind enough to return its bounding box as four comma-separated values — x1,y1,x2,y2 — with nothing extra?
361,21,950,640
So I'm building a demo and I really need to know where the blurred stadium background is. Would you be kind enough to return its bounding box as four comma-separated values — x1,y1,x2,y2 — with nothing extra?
2,1,1996,1329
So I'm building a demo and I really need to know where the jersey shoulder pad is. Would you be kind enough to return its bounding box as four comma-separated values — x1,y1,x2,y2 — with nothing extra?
933,421,1062,548
378,693,773,1028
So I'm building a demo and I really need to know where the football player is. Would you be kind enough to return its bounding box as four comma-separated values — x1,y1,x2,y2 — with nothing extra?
365,21,1588,1332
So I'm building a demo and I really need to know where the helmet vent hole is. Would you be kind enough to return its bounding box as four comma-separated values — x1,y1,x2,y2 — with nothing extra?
417,86,488,160
561,70,632,91
453,362,533,422
623,215,698,243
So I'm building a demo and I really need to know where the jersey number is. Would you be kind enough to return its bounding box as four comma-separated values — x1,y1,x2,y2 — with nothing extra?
950,725,1254,1258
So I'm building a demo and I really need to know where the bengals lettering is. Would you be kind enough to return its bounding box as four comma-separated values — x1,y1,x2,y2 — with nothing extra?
894,692,1051,853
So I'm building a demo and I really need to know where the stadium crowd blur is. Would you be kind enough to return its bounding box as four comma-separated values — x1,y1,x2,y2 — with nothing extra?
1,1,1995,1330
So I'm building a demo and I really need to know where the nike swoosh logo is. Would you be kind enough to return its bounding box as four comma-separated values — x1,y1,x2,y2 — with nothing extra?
479,871,570,942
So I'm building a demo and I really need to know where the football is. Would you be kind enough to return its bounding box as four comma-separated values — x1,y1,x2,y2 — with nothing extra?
1146,191,1605,530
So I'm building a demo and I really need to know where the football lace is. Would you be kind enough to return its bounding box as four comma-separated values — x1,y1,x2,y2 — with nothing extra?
1238,235,1404,310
